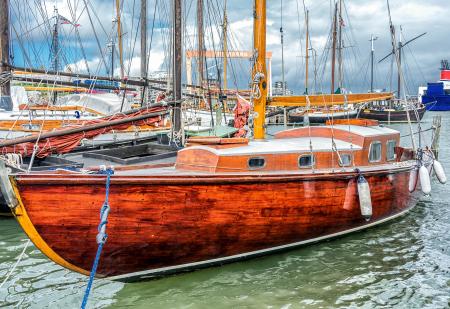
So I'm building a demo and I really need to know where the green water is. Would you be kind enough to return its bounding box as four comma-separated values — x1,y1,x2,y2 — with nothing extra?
1,113,450,308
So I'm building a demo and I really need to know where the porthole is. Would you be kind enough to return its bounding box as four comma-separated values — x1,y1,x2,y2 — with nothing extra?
298,154,315,168
248,157,265,169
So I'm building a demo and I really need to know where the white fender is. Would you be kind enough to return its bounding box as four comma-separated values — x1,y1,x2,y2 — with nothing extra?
433,160,447,184
357,175,372,221
419,165,431,195
408,168,418,192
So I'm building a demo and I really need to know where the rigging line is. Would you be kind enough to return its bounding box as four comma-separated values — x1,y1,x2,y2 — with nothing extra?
12,0,44,68
125,0,139,76
38,0,54,51
225,4,250,92
342,1,363,67
81,0,109,75
220,11,247,91
24,1,52,65
157,1,170,78
203,0,223,127
66,0,90,74
145,0,158,78
86,0,112,37
60,2,90,71
9,13,34,68
405,44,426,84
12,19,48,39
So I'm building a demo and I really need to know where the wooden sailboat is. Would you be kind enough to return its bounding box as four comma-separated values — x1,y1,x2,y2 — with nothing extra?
0,0,437,282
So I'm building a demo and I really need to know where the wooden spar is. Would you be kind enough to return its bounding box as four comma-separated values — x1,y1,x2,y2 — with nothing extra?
115,0,124,79
222,0,228,95
305,9,309,94
337,0,343,90
12,75,137,92
268,92,394,107
197,0,204,87
11,65,205,90
0,0,10,98
0,105,169,148
331,2,337,94
140,0,147,81
172,0,182,134
140,0,147,105
253,0,267,140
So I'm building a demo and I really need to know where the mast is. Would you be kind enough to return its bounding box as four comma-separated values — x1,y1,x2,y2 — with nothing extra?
331,2,337,94
386,0,415,150
280,0,285,95
305,9,309,94
108,33,115,79
197,0,204,87
397,27,402,99
140,0,147,104
223,0,228,95
140,0,147,80
51,7,59,104
253,0,267,139
337,0,343,91
115,0,124,79
51,7,59,72
0,0,11,101
370,34,378,92
172,0,182,134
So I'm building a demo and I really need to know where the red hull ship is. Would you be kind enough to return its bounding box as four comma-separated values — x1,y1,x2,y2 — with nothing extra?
1,0,439,284
7,121,420,281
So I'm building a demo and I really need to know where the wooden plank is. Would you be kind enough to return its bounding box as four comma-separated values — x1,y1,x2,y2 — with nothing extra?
268,93,394,107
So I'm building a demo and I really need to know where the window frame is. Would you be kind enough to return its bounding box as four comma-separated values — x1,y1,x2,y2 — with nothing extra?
248,157,266,170
368,141,382,163
386,140,397,161
338,153,353,167
298,154,315,169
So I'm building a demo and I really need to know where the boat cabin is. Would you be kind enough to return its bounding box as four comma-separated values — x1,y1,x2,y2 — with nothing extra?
176,124,400,173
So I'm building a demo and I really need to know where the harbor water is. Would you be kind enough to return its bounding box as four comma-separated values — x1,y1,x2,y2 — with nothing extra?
1,112,450,308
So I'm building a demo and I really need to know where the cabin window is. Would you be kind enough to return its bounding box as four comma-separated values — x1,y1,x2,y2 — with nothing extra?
369,141,382,163
339,153,352,167
298,154,315,168
248,157,265,169
387,140,396,161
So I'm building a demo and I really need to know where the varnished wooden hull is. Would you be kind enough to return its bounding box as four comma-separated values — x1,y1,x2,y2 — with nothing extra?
11,165,418,281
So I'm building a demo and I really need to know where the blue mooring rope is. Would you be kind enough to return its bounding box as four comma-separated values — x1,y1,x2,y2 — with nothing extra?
81,167,114,309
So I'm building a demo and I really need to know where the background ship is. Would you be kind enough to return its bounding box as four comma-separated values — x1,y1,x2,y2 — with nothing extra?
419,60,450,111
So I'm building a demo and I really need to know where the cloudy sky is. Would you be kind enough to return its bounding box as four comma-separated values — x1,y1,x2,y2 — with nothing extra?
9,0,449,95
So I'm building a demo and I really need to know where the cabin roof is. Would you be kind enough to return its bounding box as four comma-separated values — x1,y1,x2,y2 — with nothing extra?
323,125,398,137
181,137,363,156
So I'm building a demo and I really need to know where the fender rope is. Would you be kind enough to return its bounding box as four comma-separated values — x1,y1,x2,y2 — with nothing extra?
81,167,114,309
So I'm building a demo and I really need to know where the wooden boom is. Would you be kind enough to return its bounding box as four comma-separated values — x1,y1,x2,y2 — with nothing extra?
268,92,394,107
